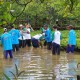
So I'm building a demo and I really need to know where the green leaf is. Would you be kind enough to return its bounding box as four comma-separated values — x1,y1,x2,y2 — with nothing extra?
15,64,19,76
9,71,17,80
3,73,11,80
18,71,25,77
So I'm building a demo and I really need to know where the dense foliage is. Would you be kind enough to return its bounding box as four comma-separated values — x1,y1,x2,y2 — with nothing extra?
0,0,80,28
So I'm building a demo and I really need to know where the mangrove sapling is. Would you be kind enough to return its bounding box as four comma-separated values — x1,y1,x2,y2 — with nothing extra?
9,64,25,80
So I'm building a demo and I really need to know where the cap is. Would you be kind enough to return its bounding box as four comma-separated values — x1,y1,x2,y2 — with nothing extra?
19,24,23,27
4,28,7,31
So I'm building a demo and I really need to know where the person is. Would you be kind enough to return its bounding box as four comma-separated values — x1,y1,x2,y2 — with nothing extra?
41,27,47,47
18,24,26,48
41,26,51,47
9,25,20,52
52,26,62,55
23,23,31,47
66,25,76,54
44,24,52,50
31,34,44,48
1,28,13,59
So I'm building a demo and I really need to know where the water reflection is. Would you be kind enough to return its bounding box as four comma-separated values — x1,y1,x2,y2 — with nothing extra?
53,54,78,80
0,47,80,80
2,58,20,80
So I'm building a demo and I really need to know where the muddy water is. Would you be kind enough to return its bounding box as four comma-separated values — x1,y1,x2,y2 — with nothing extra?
0,47,80,80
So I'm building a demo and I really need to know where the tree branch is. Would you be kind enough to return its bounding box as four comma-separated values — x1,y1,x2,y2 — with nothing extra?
15,0,32,6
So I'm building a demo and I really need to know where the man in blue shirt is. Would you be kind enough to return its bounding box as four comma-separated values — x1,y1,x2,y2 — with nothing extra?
9,26,20,52
1,28,13,59
44,24,52,50
66,25,76,53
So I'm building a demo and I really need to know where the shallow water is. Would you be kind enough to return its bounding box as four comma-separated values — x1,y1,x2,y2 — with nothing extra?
0,47,80,80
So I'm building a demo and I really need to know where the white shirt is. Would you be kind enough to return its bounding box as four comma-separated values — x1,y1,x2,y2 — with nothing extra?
33,34,42,40
52,30,61,45
23,28,31,39
18,30,26,40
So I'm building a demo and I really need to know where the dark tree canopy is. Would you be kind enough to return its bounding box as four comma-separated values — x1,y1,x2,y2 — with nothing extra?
0,0,80,28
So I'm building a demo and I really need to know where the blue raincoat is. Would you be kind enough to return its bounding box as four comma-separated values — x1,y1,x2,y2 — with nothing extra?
1,32,12,50
68,29,76,45
9,29,20,44
45,29,52,42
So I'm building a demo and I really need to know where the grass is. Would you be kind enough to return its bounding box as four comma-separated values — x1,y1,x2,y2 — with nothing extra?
31,30,41,36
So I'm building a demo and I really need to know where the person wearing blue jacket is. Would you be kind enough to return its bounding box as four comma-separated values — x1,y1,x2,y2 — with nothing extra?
44,24,52,50
1,28,13,59
66,25,76,53
9,26,20,52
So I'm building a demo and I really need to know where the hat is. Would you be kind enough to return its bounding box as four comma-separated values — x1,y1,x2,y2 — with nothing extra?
19,24,23,27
